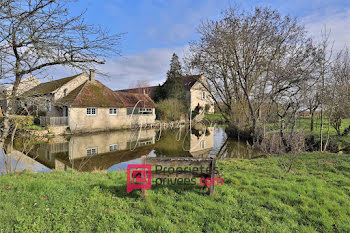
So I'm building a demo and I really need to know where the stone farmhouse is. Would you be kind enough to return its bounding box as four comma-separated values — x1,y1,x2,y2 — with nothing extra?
21,70,156,132
0,75,41,113
118,74,215,114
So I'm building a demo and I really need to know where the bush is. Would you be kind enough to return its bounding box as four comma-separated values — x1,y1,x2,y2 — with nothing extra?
305,135,339,153
156,98,186,121
9,115,34,129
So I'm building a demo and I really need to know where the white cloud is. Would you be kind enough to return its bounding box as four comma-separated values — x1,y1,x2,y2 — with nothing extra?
303,9,350,51
98,46,189,90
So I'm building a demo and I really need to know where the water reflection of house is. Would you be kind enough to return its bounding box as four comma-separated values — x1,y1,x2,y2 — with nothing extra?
152,127,214,158
68,129,156,160
189,127,214,157
23,129,156,172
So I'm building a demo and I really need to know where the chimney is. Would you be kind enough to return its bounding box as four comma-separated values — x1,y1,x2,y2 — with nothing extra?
89,69,95,82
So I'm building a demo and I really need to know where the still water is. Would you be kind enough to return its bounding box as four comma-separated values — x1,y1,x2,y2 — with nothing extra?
1,126,257,174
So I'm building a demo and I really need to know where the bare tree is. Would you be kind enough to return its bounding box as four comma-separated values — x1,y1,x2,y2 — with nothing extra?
328,47,350,136
316,28,333,151
187,7,316,140
0,0,122,147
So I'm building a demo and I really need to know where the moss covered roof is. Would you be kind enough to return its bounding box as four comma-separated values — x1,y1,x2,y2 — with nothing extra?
57,80,125,108
22,74,80,96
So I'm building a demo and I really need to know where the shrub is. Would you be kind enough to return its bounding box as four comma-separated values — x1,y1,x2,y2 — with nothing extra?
156,98,186,121
9,115,34,129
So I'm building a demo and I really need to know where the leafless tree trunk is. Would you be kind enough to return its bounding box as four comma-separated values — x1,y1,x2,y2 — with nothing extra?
316,28,333,151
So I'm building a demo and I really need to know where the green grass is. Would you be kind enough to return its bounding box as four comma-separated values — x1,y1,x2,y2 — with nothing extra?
24,124,45,131
1,152,350,232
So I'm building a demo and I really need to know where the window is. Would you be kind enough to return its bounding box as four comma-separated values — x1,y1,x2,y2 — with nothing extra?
87,147,98,156
109,108,118,115
63,88,68,97
109,144,118,151
139,108,153,114
200,140,205,149
86,107,97,115
127,107,134,115
127,138,153,148
127,107,153,115
201,92,206,100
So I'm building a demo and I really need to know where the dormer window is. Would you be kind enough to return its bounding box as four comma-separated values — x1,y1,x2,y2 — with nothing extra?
63,88,68,97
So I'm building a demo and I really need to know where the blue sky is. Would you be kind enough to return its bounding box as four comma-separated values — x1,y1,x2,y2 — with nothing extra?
54,0,350,89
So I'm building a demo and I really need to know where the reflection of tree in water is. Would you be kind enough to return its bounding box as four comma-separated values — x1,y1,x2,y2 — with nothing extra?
1,133,41,174
215,138,255,159
153,129,191,157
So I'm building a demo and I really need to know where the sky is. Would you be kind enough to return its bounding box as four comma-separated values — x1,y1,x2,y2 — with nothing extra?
52,0,350,90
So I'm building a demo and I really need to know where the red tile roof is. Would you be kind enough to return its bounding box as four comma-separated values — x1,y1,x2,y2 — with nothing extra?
114,91,155,108
117,75,202,98
118,86,158,99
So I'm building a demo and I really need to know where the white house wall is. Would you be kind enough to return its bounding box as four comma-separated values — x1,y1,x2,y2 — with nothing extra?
68,107,156,132
190,77,215,114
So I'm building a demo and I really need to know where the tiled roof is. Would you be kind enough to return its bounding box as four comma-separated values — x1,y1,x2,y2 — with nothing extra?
118,86,158,99
22,74,80,96
114,91,155,108
183,75,201,91
57,80,124,108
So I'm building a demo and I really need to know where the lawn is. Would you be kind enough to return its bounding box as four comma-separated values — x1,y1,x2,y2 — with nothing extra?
0,152,350,232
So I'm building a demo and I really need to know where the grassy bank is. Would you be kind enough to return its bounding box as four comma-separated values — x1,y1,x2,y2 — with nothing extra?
0,152,349,232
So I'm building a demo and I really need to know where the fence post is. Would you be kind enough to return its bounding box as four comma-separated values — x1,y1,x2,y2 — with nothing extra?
141,155,147,198
209,157,216,196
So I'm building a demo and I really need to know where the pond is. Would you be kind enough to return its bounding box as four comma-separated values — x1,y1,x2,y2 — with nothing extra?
0,125,258,174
